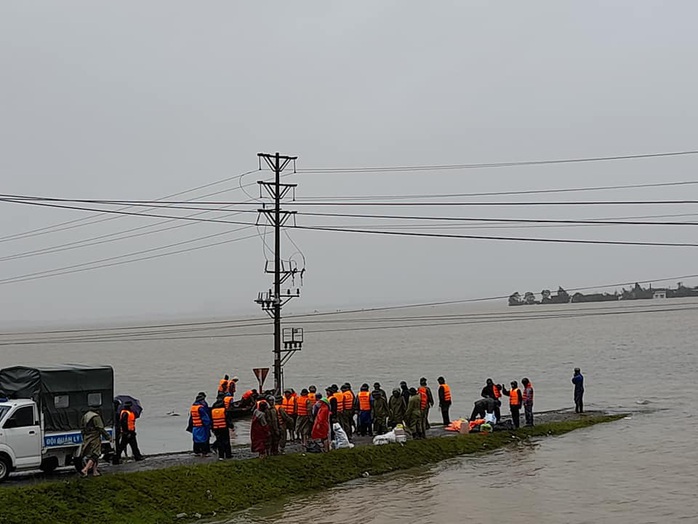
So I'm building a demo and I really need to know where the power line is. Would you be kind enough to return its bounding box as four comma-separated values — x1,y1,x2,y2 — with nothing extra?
296,180,698,200
296,149,698,173
291,224,698,248
0,168,260,243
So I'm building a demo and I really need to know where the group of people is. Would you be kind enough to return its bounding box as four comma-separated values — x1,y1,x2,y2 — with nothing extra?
188,368,586,459
247,376,453,456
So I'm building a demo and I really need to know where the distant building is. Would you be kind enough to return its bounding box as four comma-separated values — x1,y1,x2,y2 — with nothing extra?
653,290,667,299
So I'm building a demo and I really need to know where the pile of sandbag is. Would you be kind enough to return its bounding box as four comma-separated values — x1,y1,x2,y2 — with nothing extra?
373,424,407,445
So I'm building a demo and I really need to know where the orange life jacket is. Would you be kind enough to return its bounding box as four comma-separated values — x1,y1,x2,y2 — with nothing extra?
441,384,452,402
190,404,203,427
493,384,502,399
218,379,229,393
242,390,254,400
509,388,521,406
296,395,310,416
343,390,355,412
333,392,345,412
121,410,136,432
358,391,371,411
282,396,296,415
308,392,317,402
224,396,233,409
418,387,428,410
522,384,534,403
211,407,227,429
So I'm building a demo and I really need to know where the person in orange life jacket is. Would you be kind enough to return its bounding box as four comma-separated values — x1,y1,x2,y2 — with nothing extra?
356,383,373,436
240,389,258,409
437,376,452,426
114,400,143,464
227,376,239,397
295,388,312,447
280,389,297,446
501,381,522,429
325,387,338,440
218,375,230,394
481,378,503,422
340,383,355,439
418,377,434,431
329,384,343,425
307,385,318,403
211,395,232,459
521,378,534,427
187,392,212,456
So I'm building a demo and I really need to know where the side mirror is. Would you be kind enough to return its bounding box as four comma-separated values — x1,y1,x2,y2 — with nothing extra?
3,419,17,429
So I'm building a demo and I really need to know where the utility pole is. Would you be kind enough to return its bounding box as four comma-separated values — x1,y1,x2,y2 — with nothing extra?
254,152,303,396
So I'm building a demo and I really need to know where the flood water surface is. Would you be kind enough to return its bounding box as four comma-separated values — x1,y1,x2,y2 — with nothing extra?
2,299,698,522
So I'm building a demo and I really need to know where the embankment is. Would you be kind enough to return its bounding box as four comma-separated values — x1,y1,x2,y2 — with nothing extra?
0,414,623,524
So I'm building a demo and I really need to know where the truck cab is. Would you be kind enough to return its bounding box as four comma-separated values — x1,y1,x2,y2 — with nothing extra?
0,399,42,478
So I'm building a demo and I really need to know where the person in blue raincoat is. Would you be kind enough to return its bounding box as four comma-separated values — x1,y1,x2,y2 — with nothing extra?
187,392,212,456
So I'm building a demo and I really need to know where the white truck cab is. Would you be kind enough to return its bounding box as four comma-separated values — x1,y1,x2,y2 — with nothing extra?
0,399,42,478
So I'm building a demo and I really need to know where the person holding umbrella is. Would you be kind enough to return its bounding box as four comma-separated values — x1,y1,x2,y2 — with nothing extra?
114,400,144,463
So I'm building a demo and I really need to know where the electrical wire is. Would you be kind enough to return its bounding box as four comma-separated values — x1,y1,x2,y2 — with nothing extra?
296,149,698,173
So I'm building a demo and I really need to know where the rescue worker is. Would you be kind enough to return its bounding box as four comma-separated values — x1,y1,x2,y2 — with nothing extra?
356,383,373,436
331,384,344,426
371,389,389,435
250,400,270,458
437,376,452,426
388,388,407,429
227,376,239,397
218,375,230,394
501,381,522,429
572,368,584,413
114,400,144,463
275,394,294,454
265,396,282,455
400,381,411,405
373,382,387,401
296,388,312,447
481,378,502,423
522,378,534,427
404,387,424,439
470,395,496,421
281,389,297,442
326,386,338,430
211,396,232,459
418,377,434,431
240,389,258,409
187,392,212,456
341,383,355,438
79,408,113,477
308,385,318,403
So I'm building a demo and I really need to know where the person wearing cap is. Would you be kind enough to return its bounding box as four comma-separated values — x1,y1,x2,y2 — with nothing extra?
501,381,522,429
373,382,387,401
227,376,239,397
404,387,424,439
572,368,584,413
296,388,312,447
307,385,318,403
187,392,212,456
388,388,406,429
371,389,389,435
114,400,144,464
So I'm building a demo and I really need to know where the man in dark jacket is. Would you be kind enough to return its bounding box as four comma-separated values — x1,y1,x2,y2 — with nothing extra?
572,368,584,413
114,400,144,464
437,376,452,426
481,378,502,423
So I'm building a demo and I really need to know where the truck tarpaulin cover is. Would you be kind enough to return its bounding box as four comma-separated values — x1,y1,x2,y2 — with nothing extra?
0,365,114,431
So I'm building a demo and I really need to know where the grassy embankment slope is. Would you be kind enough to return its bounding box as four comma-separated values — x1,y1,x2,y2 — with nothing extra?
0,415,622,524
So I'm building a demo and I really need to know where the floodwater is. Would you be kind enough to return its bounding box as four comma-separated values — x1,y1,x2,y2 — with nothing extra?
2,298,698,522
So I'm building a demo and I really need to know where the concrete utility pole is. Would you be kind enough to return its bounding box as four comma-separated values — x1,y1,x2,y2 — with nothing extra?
255,152,303,395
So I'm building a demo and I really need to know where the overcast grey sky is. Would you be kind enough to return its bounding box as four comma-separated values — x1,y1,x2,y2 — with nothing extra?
1,1,698,325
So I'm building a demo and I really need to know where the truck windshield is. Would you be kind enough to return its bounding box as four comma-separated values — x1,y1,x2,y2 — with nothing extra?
0,406,9,424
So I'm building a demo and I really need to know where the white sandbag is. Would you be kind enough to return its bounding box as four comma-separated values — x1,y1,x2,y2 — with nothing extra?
484,412,497,425
332,422,354,449
393,425,407,443
373,430,396,445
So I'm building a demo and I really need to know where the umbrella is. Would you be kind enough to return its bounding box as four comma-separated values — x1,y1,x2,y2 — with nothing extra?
114,394,144,418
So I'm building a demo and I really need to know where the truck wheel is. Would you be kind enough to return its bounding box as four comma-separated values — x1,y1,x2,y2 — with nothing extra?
0,455,11,482
39,457,59,474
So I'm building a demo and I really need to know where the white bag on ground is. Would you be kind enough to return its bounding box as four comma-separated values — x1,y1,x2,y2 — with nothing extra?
332,423,354,449
484,412,497,425
373,430,396,445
